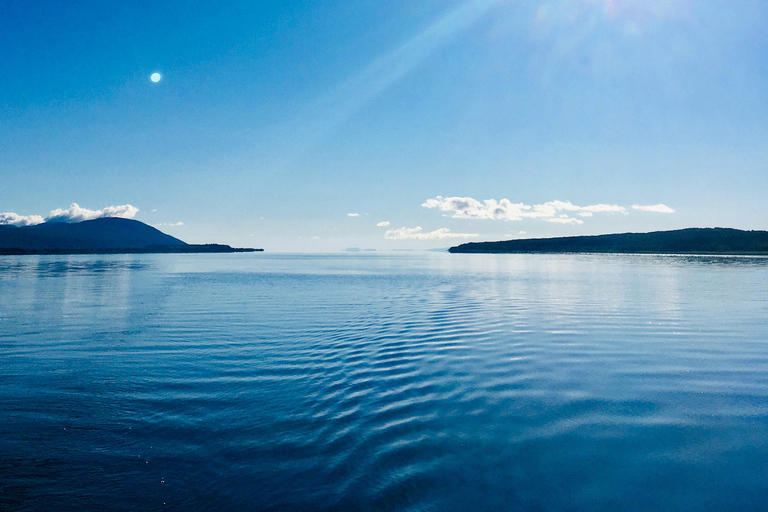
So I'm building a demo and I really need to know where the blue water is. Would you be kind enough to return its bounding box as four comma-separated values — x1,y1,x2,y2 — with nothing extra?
2,253,768,511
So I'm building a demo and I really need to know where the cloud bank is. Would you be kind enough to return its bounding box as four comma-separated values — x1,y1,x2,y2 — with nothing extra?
548,215,584,225
632,204,675,213
0,212,45,227
423,196,673,224
384,226,478,240
46,203,139,223
0,203,139,226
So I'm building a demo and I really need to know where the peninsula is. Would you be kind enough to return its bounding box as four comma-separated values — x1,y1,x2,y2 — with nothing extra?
0,217,262,255
448,228,768,255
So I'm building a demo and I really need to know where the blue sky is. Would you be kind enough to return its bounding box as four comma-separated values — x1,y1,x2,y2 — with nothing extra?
2,0,766,251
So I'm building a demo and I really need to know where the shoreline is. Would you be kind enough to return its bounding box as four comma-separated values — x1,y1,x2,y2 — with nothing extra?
0,245,263,255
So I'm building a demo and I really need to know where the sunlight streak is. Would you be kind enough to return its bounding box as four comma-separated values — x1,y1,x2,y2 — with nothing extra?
275,0,498,159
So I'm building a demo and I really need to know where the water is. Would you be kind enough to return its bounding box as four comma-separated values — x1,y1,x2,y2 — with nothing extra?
1,253,767,511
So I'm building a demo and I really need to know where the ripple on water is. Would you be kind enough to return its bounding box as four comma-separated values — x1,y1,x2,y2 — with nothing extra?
1,253,768,510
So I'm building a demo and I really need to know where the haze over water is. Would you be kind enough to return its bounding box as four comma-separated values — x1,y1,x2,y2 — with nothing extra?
2,253,768,511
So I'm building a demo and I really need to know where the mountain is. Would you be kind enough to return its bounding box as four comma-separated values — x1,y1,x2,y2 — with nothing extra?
448,228,768,255
0,218,261,254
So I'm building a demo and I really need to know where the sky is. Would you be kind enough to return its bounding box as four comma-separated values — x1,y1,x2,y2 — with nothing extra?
1,0,766,251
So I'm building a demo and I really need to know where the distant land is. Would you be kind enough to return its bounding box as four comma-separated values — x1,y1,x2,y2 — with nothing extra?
449,228,768,255
0,218,262,255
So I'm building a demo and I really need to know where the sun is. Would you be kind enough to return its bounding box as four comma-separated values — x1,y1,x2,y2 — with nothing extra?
150,72,162,83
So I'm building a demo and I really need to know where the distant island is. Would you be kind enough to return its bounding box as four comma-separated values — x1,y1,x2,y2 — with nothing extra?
0,217,262,255
449,228,768,255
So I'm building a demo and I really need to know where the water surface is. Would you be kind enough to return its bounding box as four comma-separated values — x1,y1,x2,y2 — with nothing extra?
2,253,767,510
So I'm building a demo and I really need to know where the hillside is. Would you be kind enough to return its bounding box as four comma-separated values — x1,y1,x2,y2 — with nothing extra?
448,228,768,255
0,218,260,254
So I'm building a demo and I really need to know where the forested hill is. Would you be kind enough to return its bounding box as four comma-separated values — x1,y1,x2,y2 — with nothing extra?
0,217,260,254
448,228,768,255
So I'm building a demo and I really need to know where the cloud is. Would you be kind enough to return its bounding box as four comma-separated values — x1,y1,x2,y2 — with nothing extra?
546,216,584,225
384,226,478,240
632,204,675,213
347,213,360,217
46,203,139,223
423,196,626,222
421,196,676,226
154,222,184,227
0,203,139,227
0,212,45,226
376,221,390,227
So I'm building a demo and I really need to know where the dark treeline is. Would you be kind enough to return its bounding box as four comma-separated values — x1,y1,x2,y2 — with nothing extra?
449,228,768,255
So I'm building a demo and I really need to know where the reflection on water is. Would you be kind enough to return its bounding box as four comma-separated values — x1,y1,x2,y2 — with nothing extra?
0,256,149,279
1,253,767,511
646,254,768,267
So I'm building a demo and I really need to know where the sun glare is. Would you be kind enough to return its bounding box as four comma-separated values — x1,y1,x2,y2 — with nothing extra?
150,72,162,83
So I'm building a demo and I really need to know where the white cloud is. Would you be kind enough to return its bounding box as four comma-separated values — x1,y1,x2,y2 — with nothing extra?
632,204,675,213
546,216,584,225
154,222,184,227
422,196,626,222
376,221,390,227
384,226,478,240
46,203,139,223
347,213,360,217
0,212,45,226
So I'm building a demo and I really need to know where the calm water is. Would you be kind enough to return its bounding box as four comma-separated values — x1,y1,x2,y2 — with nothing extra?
2,253,768,511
